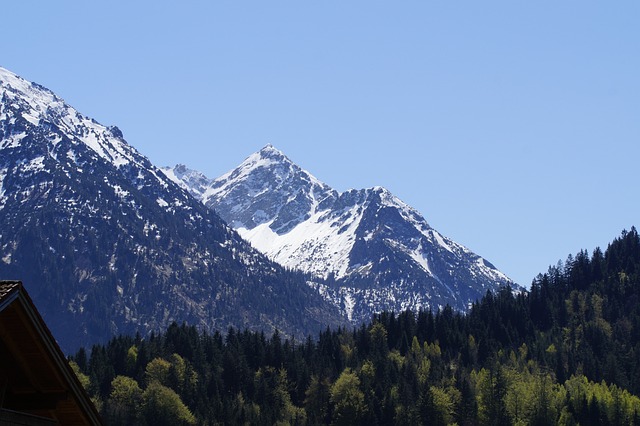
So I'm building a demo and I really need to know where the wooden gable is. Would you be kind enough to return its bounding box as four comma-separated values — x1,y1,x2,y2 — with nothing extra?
0,281,103,425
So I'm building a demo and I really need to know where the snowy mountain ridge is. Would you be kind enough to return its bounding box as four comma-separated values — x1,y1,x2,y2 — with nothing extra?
0,66,185,216
163,146,515,322
1,67,140,170
0,67,346,351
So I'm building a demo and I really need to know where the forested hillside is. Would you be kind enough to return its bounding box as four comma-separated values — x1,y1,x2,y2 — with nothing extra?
72,228,640,425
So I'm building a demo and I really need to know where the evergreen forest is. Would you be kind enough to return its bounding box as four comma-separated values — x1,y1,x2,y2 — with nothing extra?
71,228,640,425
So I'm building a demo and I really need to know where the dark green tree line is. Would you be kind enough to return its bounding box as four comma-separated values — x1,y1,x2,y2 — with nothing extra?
71,229,640,424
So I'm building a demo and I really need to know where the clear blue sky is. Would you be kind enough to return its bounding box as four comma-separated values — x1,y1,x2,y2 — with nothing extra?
3,2,639,286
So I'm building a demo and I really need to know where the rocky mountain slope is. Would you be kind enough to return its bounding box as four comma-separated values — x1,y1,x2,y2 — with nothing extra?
163,146,515,323
0,67,346,351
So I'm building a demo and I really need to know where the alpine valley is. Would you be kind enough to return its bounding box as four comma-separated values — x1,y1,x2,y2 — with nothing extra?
162,146,516,325
0,67,346,352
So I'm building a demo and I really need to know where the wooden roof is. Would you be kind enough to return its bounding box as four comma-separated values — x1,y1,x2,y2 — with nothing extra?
0,281,103,425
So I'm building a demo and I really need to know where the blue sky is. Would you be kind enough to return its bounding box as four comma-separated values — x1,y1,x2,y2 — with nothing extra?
3,2,639,286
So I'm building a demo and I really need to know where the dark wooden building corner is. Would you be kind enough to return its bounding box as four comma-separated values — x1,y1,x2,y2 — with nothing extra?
0,281,103,425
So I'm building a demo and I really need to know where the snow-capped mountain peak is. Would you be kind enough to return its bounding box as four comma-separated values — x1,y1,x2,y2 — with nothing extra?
0,67,139,170
1,68,345,350
165,146,516,322
168,145,339,234
160,164,214,200
209,144,332,203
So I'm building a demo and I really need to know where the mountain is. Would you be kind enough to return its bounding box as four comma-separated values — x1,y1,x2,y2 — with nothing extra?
0,67,346,352
163,146,515,323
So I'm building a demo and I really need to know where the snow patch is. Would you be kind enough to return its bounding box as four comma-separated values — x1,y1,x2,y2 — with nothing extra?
238,202,363,279
1,132,27,149
21,111,39,125
431,230,455,254
408,244,431,274
66,149,78,164
112,185,129,200
344,292,355,321
0,168,6,203
23,156,46,172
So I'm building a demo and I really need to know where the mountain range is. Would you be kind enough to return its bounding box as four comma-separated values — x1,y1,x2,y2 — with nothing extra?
1,66,515,352
0,66,345,351
162,146,515,323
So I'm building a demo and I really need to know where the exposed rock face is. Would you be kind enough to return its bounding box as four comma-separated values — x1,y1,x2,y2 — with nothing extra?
164,145,515,323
